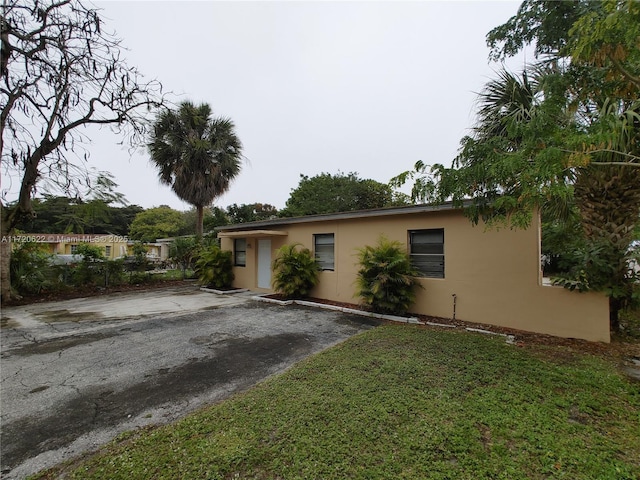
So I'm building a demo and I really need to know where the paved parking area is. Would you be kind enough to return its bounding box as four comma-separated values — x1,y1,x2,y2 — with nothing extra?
0,286,380,479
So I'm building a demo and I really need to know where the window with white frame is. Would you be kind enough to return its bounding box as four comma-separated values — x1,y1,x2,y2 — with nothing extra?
234,238,247,266
70,244,78,254
409,229,444,278
105,246,112,257
314,233,335,271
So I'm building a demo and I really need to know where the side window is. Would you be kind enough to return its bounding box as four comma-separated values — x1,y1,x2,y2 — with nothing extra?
234,238,247,266
409,229,444,278
105,246,112,257
314,233,335,271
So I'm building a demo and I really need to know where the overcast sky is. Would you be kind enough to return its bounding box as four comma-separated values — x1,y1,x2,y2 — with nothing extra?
73,1,528,211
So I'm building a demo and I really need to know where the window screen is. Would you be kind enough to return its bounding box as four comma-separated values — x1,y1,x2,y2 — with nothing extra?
314,233,335,271
409,229,444,278
234,238,247,266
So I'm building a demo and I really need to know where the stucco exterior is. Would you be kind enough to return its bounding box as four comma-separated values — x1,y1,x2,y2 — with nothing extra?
217,204,610,342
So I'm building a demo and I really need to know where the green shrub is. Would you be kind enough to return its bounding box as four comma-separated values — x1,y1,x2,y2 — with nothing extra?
126,271,152,285
272,243,320,299
105,259,126,287
10,242,53,295
355,236,422,315
72,243,105,286
195,246,234,289
169,237,198,279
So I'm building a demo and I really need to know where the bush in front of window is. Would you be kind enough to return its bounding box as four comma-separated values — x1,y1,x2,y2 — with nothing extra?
195,245,235,289
355,236,422,315
272,243,320,299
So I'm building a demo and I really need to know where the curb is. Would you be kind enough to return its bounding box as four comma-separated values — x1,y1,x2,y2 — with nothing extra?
252,295,519,344
200,287,249,295
253,296,422,324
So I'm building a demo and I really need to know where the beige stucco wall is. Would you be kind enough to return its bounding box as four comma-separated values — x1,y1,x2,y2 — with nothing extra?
220,209,610,342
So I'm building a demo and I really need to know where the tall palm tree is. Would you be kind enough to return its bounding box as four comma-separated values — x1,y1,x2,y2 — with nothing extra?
148,101,242,238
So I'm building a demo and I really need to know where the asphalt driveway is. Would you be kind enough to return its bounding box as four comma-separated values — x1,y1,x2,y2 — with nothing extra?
0,285,380,479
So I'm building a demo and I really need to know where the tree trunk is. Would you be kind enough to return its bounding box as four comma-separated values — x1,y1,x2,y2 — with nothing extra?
574,165,640,246
1,204,13,303
1,239,11,303
574,165,640,333
195,205,204,239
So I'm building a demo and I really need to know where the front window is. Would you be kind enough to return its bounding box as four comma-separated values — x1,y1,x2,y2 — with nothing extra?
409,229,444,278
234,238,247,266
314,233,335,271
105,246,111,257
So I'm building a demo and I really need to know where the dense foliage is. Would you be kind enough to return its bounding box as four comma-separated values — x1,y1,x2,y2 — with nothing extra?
195,246,234,289
129,207,186,242
12,195,143,235
355,236,421,315
271,243,320,299
280,172,406,217
9,242,53,295
226,203,278,224
9,242,129,296
391,0,640,331
169,237,199,279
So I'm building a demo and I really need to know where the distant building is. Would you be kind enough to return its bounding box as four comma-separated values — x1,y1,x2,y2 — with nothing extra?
6,234,162,261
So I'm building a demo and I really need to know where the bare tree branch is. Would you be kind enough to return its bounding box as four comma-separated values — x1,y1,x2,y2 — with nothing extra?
1,0,168,232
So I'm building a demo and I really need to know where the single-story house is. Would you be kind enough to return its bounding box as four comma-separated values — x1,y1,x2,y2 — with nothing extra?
217,203,610,343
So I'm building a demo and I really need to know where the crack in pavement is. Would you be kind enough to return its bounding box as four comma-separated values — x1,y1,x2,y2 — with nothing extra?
0,298,381,479
1,332,313,472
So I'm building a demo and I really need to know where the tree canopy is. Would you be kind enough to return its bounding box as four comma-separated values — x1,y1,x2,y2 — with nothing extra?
281,172,405,217
227,203,278,224
129,206,185,242
12,195,142,235
391,0,640,331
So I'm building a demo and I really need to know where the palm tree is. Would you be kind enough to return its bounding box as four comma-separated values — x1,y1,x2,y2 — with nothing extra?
148,101,243,238
462,66,640,331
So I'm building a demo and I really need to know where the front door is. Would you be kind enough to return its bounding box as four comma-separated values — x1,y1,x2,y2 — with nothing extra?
257,239,272,289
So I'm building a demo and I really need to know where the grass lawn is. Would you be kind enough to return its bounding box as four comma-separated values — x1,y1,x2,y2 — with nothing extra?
33,325,640,480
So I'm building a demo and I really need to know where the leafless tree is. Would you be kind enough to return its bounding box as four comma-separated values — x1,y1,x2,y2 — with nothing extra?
1,0,167,300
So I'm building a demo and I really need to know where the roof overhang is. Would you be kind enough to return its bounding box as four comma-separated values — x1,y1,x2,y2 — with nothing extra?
217,230,288,238
216,201,472,233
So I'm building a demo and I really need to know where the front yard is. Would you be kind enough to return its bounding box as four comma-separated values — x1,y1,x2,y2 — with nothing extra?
33,325,639,480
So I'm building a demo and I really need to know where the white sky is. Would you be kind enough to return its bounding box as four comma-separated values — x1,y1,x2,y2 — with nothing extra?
56,1,529,211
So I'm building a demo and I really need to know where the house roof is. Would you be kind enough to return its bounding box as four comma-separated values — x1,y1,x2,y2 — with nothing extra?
216,201,467,233
217,230,289,238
